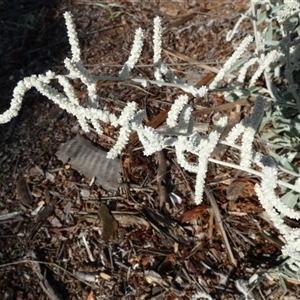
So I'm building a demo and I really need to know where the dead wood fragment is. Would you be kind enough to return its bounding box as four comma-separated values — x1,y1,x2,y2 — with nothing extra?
156,150,171,209
82,234,95,262
56,134,122,191
98,204,119,242
204,186,237,266
193,97,256,116
163,48,236,79
0,211,20,222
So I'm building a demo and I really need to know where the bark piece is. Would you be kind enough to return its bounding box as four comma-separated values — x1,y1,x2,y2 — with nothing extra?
56,134,122,191
157,150,171,209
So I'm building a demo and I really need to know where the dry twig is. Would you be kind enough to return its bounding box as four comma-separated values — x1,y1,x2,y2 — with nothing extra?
204,186,237,266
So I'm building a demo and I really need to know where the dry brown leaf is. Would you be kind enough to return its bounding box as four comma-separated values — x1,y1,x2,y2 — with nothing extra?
16,175,32,209
226,181,247,201
99,272,112,280
85,290,94,300
181,205,211,223
49,223,79,234
113,213,150,229
98,204,119,242
226,178,258,201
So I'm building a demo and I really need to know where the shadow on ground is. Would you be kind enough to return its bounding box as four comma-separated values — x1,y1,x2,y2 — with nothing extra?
0,0,69,142
0,0,70,298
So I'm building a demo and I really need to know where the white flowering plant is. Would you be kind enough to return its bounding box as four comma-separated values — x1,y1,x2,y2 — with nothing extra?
218,0,300,289
1,0,300,295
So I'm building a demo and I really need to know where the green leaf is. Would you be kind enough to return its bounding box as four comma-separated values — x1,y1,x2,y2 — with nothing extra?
269,151,299,173
225,93,240,102
296,25,300,37
268,82,284,104
279,274,288,292
281,190,299,208
263,40,279,46
264,21,273,43
257,10,268,25
257,5,285,25
225,89,250,101
225,57,251,74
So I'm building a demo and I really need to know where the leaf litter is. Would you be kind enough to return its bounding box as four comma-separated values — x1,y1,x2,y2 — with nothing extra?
0,0,300,299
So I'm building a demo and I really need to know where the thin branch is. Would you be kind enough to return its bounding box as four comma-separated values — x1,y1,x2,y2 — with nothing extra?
204,186,237,267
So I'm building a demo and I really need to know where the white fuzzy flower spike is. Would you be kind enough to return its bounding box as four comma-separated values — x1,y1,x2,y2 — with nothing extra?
209,35,253,90
64,12,81,62
166,95,189,128
153,16,163,81
118,28,144,79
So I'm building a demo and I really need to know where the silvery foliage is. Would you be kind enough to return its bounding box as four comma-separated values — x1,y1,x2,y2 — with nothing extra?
1,2,300,286
224,0,300,282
